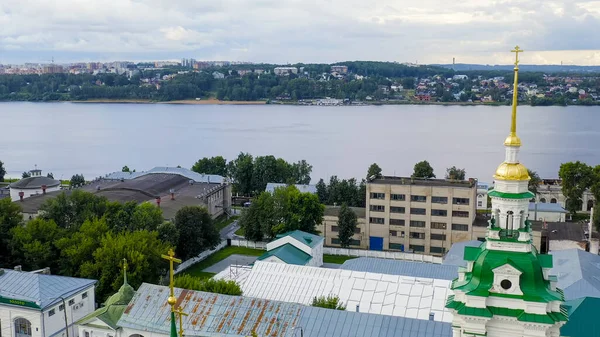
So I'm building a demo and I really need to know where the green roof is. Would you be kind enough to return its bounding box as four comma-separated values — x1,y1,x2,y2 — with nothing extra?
77,282,135,329
561,297,600,337
488,190,535,200
275,230,323,248
451,244,562,303
257,243,312,265
447,300,567,323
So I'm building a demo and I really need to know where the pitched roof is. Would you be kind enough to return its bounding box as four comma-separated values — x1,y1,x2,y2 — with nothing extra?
545,222,587,242
257,243,312,265
340,258,458,281
550,249,600,300
275,230,323,248
528,202,567,213
265,183,317,194
0,269,96,310
103,167,224,184
561,297,600,337
442,240,483,267
77,282,135,329
118,283,452,337
9,176,60,189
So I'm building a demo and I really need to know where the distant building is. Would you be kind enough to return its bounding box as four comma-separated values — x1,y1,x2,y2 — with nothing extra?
212,71,225,79
529,202,567,222
265,183,317,194
452,75,468,80
257,230,324,267
476,182,491,210
9,169,61,202
330,65,348,74
273,67,298,76
319,206,367,249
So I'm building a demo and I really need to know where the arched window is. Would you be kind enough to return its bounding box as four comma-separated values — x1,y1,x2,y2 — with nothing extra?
14,318,32,337
540,198,547,203
550,198,557,204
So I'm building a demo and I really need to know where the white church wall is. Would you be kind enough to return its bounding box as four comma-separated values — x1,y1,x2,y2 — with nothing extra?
43,287,96,337
0,306,43,337
10,186,61,202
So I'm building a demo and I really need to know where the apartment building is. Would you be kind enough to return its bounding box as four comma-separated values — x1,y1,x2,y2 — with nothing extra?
365,176,477,256
319,206,367,248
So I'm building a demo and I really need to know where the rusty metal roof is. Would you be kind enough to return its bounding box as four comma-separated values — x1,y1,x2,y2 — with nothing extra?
118,283,452,337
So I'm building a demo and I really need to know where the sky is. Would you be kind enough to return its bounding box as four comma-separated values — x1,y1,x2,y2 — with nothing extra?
1,0,600,65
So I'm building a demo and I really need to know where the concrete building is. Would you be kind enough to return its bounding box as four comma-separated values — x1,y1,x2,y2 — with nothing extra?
330,65,348,74
476,182,491,210
535,178,595,212
541,221,599,254
0,268,96,337
319,206,367,249
9,169,61,202
365,176,478,256
273,67,298,76
257,230,324,267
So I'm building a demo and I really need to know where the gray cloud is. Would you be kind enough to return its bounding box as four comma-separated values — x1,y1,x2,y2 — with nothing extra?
1,0,600,64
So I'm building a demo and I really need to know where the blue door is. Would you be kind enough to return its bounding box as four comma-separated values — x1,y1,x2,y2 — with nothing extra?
369,236,384,251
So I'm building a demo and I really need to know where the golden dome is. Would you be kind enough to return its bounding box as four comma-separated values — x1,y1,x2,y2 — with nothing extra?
167,296,177,306
504,133,522,147
494,162,530,181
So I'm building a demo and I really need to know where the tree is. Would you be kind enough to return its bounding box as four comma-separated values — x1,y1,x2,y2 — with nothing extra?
527,169,542,196
0,198,22,265
291,160,312,184
283,188,324,235
70,174,85,187
412,160,435,179
10,218,64,271
227,152,254,195
445,166,466,180
559,161,593,215
311,295,346,310
157,221,179,247
47,172,54,179
80,230,169,301
316,178,328,203
40,190,108,230
337,203,357,248
366,163,382,180
174,206,220,260
22,171,31,178
191,156,227,176
55,218,109,276
174,274,242,295
130,202,164,231
0,160,5,182
122,165,131,172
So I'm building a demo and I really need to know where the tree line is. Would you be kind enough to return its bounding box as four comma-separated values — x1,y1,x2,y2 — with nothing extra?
0,190,220,301
558,161,600,229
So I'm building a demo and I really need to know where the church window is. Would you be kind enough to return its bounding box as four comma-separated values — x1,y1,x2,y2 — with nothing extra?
501,279,512,290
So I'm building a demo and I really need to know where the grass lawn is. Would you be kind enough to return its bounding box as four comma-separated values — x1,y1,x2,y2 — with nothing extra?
323,254,356,264
234,227,245,236
214,215,239,231
182,246,264,278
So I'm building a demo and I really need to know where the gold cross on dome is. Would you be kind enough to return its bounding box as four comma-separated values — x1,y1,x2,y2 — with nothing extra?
174,306,189,337
511,46,524,66
161,248,182,310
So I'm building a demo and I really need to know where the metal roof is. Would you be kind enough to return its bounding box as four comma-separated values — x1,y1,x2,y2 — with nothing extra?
0,269,96,309
9,176,61,189
104,166,224,184
258,243,313,265
340,258,458,281
442,240,483,267
218,261,453,323
528,202,567,213
275,230,323,248
118,283,452,337
266,183,317,194
550,249,600,300
561,297,600,337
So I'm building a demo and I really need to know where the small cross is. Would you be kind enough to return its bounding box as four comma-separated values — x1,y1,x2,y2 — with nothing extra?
174,306,189,337
511,46,524,66
161,249,182,308
122,259,128,284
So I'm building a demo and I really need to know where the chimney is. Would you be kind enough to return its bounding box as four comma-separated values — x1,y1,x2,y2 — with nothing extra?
170,189,175,200
156,196,161,207
355,304,359,312
429,313,435,321
42,184,47,194
14,265,22,272
18,191,24,201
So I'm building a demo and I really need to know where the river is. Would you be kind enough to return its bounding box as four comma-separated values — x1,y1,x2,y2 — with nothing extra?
1,102,599,182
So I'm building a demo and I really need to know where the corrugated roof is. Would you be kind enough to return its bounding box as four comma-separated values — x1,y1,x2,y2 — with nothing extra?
340,258,458,281
9,176,61,189
220,261,453,323
104,167,224,184
0,269,96,309
442,240,483,267
258,243,312,265
550,249,600,300
528,202,567,213
78,282,135,329
117,283,452,337
276,230,323,248
266,183,317,194
561,297,600,337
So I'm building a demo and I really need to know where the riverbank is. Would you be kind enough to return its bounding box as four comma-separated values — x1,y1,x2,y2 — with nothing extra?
68,98,267,105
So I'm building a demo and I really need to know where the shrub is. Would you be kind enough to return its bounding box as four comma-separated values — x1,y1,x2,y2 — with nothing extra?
174,274,243,296
311,295,346,310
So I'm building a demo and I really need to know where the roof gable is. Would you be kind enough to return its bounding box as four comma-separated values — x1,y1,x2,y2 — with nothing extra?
275,230,323,248
257,244,312,265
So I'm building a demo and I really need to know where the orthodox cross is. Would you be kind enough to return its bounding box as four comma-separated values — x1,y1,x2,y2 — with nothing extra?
174,306,189,337
511,46,524,67
122,258,128,284
161,249,182,311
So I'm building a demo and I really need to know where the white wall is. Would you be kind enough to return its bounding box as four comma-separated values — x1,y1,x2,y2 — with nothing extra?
528,210,566,222
0,306,43,337
42,286,96,337
308,241,323,267
476,191,488,210
10,186,60,202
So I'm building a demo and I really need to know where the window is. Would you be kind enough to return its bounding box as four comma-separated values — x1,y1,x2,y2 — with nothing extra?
390,206,405,214
410,220,426,228
390,219,405,226
430,246,446,254
410,244,425,252
411,195,427,202
354,227,361,234
410,232,425,239
331,238,340,244
85,332,90,337
390,230,397,237
369,217,385,224
411,208,426,215
452,211,469,218
431,196,448,204
550,198,557,204
452,224,469,231
68,299,75,306
370,205,385,212
82,292,88,299
391,194,406,201
59,304,64,311
431,222,447,230
49,309,56,316
349,239,361,246
389,243,404,251
430,233,446,241
331,226,339,232
431,209,447,217
478,201,483,207
370,192,385,200
453,197,470,205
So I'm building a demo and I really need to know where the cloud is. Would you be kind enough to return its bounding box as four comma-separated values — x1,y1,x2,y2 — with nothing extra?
0,0,599,64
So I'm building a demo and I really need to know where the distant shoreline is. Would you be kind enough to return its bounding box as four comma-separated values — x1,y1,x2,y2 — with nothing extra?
68,98,267,105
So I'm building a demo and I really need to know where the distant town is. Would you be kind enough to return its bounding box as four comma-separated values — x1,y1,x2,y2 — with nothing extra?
0,59,599,105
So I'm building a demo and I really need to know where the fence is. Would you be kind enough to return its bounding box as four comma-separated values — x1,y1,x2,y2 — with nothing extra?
323,247,443,264
174,241,227,274
230,239,268,250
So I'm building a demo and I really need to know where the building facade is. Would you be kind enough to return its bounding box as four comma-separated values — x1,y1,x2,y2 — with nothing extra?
9,169,61,202
476,182,491,210
365,177,478,256
319,206,367,249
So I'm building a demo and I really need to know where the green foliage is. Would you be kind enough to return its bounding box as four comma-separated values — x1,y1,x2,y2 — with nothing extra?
22,171,31,178
559,161,594,214
0,198,22,265
366,163,382,180
70,174,85,187
157,221,180,247
337,203,358,248
174,206,221,260
174,274,243,296
130,202,164,231
47,172,54,179
191,156,227,176
593,207,600,232
311,295,346,310
527,169,541,196
413,160,436,179
80,230,169,301
445,166,466,180
228,153,254,195
316,176,366,207
122,165,131,172
0,160,5,182
40,190,109,229
10,218,65,271
239,186,324,241
55,218,109,276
